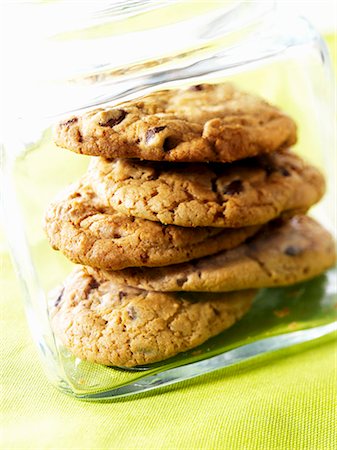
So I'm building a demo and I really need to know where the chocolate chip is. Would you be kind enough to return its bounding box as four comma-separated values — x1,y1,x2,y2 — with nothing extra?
140,253,149,263
83,277,99,298
176,276,188,287
119,291,126,301
153,126,166,133
211,178,224,203
189,84,204,91
163,136,179,152
127,306,137,320
223,179,244,195
145,126,166,143
54,287,64,307
280,167,290,176
100,110,127,128
61,117,78,127
284,246,302,256
88,278,99,290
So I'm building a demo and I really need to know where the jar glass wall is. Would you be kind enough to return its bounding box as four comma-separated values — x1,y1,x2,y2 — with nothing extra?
1,1,336,400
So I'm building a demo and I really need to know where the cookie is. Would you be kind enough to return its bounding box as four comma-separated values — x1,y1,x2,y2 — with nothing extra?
44,180,259,270
50,266,255,367
88,150,325,228
105,216,336,292
54,83,297,163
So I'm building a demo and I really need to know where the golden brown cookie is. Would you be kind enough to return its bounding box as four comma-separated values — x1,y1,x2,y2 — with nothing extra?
54,83,297,163
88,150,325,228
44,180,259,270
50,266,255,367
105,216,336,292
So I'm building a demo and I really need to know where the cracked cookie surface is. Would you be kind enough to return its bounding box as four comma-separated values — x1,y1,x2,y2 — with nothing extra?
44,180,259,270
105,216,336,292
54,83,297,163
50,266,255,367
89,150,325,227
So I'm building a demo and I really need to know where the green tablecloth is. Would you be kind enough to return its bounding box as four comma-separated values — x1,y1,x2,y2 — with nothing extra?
1,34,336,450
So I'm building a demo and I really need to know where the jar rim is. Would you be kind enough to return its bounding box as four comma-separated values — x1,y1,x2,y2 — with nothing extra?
2,1,320,122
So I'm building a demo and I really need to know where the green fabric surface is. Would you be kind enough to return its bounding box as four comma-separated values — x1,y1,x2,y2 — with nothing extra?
1,33,337,450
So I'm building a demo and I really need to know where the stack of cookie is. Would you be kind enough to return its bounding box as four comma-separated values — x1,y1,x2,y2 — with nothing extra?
45,83,336,367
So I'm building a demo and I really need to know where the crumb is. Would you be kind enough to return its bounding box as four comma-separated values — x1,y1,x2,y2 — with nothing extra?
288,322,298,330
273,307,290,318
191,349,203,356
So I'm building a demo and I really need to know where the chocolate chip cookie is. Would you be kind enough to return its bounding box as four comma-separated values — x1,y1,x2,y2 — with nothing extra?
50,266,255,367
104,216,336,292
54,83,297,163
88,150,325,228
44,180,259,270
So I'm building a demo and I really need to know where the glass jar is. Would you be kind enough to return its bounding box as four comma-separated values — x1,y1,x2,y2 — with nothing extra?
1,1,336,400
